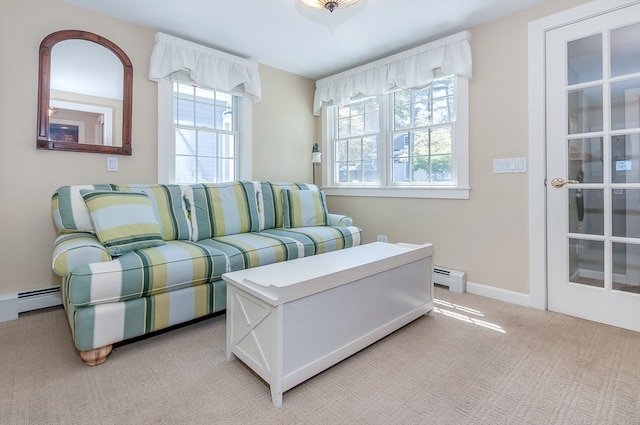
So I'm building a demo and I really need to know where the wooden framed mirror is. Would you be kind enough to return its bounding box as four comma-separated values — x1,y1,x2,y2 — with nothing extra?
37,30,133,155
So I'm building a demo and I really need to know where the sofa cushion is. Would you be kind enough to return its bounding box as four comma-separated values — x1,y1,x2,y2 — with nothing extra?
81,190,165,256
66,241,230,307
70,281,227,352
190,181,260,240
194,232,305,271
260,226,363,257
281,188,328,228
256,182,318,230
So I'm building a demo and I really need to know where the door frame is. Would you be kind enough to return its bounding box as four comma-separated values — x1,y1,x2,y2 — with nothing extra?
528,0,639,310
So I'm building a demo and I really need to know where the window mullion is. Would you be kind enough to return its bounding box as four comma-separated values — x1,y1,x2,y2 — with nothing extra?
380,94,390,186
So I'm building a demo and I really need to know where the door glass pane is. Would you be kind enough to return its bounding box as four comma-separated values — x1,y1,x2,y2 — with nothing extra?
612,189,640,238
612,135,640,183
569,189,603,235
611,23,640,78
568,138,603,183
611,78,640,130
612,242,640,293
568,86,603,134
569,238,604,288
568,34,602,85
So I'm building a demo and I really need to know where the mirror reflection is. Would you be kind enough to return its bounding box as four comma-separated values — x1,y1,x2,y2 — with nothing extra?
50,39,123,146
37,30,132,155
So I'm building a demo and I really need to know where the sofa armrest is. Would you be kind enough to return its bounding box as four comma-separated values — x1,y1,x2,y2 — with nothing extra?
327,213,353,227
52,233,111,276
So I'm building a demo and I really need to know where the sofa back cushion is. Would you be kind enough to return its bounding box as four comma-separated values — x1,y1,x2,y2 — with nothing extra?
113,184,192,241
190,181,260,240
52,184,192,241
52,184,118,234
256,182,319,230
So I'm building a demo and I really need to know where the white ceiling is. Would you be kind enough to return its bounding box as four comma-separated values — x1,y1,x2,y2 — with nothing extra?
64,0,548,80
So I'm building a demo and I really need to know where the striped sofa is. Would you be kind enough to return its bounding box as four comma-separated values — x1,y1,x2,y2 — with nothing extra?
51,181,362,365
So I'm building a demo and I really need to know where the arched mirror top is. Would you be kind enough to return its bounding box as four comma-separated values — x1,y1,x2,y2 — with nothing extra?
37,30,133,155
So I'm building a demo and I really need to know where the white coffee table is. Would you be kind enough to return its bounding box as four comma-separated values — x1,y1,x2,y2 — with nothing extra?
222,241,434,407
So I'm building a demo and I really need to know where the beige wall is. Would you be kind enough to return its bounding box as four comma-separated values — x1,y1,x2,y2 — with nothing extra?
327,0,587,295
0,0,588,298
253,64,317,182
0,0,315,294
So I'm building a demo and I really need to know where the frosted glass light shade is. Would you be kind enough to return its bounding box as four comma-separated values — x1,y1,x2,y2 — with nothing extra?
299,0,360,13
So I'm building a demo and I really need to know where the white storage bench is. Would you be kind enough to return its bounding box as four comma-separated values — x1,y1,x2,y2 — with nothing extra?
222,242,434,407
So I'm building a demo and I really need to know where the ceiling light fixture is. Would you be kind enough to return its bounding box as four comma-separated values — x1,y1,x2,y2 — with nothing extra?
299,0,360,13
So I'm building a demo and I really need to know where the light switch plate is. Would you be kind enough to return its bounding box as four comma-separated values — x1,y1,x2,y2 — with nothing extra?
493,157,526,174
106,157,119,172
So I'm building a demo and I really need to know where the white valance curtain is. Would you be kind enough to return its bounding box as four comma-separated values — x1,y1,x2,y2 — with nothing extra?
313,31,472,115
149,32,262,102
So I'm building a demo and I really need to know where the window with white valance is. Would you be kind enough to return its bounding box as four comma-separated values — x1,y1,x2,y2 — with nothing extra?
313,31,472,115
149,32,262,102
319,31,473,199
151,33,256,184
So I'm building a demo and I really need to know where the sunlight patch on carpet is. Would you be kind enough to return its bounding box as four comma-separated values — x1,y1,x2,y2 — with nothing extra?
434,298,506,333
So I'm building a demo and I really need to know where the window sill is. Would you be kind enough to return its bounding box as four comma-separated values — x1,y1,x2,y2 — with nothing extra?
322,186,471,199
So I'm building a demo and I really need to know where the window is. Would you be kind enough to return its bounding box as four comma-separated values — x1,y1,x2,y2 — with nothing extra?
325,75,469,199
335,97,380,184
171,72,239,183
158,71,252,184
151,33,258,184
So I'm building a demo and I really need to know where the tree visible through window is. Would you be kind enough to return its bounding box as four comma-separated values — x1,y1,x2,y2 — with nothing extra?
335,97,379,183
328,75,463,192
391,75,455,183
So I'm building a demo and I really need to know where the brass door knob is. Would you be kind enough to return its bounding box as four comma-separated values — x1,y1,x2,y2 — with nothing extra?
550,177,579,188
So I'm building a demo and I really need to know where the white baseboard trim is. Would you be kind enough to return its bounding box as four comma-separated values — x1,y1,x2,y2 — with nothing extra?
0,286,62,323
466,281,532,308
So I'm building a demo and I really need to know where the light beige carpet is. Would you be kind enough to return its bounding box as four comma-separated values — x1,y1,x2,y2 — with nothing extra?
1,287,638,425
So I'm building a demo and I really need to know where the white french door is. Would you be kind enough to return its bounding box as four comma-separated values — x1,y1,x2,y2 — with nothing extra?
545,2,640,331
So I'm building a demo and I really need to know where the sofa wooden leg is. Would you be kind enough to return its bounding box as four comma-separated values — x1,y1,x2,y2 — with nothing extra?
80,345,113,366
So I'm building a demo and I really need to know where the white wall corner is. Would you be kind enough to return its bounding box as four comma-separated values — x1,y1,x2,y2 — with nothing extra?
0,292,19,322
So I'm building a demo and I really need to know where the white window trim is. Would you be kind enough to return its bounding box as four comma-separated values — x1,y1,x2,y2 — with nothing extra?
321,77,470,199
157,77,252,184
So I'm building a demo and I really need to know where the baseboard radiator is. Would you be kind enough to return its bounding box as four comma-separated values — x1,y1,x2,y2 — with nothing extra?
433,267,466,294
0,286,62,322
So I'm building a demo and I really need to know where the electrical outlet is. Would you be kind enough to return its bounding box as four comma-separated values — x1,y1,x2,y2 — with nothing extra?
377,235,388,242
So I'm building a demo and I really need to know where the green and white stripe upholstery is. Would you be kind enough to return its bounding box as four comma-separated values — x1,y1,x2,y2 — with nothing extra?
190,181,260,240
51,181,362,356
195,232,305,272
261,226,362,256
81,190,165,256
52,184,193,241
113,184,193,241
52,233,111,276
256,182,317,230
65,280,226,352
281,188,328,228
328,213,353,227
65,241,230,307
52,184,115,233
